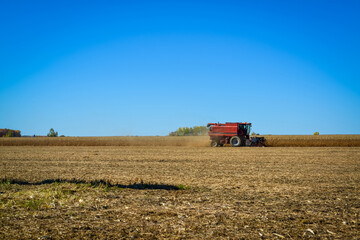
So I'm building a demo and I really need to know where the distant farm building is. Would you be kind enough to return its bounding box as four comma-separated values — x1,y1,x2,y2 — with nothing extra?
0,129,21,137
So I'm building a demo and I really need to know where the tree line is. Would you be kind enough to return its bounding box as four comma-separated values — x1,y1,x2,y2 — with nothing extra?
0,129,21,137
169,126,208,136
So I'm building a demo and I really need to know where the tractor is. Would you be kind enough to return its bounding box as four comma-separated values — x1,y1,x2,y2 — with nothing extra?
207,122,265,147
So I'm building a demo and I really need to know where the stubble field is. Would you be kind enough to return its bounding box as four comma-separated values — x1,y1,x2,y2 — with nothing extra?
0,136,359,239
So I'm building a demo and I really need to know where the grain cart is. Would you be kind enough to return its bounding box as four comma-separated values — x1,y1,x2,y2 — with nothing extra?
207,122,265,147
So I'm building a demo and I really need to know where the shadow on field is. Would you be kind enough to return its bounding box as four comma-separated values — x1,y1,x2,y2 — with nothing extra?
1,178,181,190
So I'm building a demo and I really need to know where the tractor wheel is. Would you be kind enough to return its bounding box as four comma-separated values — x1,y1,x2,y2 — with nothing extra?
230,136,241,147
211,141,218,147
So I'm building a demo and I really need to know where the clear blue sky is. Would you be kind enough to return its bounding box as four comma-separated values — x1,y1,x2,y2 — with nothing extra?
1,0,359,136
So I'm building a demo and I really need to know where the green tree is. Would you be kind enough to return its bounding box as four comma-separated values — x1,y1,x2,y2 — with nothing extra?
169,126,208,136
193,126,208,136
47,128,58,137
5,130,12,137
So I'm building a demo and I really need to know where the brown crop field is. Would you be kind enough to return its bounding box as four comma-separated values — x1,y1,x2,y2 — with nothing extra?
1,134,360,147
264,135,360,147
0,137,360,239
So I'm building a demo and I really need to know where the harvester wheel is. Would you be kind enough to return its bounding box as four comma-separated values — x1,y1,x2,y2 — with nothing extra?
230,136,241,147
211,141,218,147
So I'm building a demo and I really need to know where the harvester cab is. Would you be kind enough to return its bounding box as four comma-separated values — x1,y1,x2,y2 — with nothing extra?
207,122,265,147
239,124,251,136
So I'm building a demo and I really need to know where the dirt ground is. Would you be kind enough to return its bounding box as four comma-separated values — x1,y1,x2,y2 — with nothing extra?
1,146,359,239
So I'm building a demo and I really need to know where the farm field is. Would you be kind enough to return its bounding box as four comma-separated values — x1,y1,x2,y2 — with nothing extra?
0,143,359,239
1,134,360,147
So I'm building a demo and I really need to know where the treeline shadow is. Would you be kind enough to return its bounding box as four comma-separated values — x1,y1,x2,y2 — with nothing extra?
0,178,181,190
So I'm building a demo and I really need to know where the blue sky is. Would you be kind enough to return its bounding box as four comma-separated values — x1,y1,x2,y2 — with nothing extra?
1,0,359,136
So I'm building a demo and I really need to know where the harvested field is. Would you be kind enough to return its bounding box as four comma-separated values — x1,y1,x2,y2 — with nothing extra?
0,145,359,239
1,135,360,147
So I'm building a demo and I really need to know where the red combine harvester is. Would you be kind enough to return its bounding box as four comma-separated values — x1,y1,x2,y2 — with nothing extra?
207,122,265,147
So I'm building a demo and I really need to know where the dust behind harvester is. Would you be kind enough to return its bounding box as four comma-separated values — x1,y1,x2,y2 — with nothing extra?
207,122,265,147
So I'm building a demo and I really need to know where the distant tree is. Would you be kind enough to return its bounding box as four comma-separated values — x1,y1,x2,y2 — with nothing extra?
5,130,12,137
3,129,21,137
47,128,58,137
314,132,319,135
192,126,208,136
169,126,208,136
